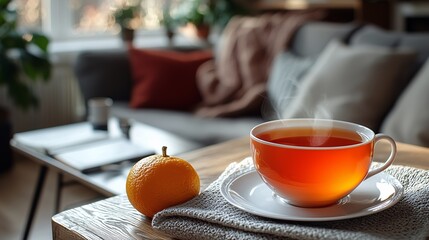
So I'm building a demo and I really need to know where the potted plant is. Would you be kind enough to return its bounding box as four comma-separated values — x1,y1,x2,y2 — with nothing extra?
165,0,252,40
162,1,176,43
168,0,212,40
0,0,51,172
209,0,253,29
113,4,141,43
185,3,211,40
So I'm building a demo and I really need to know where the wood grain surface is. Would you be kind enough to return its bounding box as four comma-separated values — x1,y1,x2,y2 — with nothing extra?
52,137,429,240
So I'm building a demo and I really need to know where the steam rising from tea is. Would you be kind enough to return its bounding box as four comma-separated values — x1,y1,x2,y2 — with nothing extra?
263,89,338,147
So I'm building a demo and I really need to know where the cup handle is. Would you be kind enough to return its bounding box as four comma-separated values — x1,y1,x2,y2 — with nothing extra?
365,134,397,179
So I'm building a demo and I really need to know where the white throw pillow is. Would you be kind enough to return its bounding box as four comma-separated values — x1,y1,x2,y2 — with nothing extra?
381,58,429,147
282,40,416,131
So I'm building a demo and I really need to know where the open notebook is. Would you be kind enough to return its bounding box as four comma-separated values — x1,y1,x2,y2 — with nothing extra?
13,122,109,154
52,137,154,173
14,122,154,173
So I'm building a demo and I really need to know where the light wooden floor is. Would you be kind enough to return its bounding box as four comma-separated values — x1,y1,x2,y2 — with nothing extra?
0,155,105,240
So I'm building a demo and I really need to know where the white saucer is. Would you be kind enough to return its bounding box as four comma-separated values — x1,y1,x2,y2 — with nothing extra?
220,169,403,221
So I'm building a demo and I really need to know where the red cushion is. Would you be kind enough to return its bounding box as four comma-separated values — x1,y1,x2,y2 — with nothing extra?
128,48,212,110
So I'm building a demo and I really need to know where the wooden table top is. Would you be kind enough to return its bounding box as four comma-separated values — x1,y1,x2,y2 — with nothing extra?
51,137,429,240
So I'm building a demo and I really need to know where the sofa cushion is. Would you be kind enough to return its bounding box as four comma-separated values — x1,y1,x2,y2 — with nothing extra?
351,25,429,60
350,25,401,48
399,33,429,75
128,48,212,110
282,39,417,131
111,102,263,146
264,52,314,120
75,50,132,102
289,21,358,58
351,25,429,76
381,58,429,147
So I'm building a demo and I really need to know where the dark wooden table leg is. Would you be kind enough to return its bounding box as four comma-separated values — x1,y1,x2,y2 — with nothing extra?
55,173,63,213
22,165,48,240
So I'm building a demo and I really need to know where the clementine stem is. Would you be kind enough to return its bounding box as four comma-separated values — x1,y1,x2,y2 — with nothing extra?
162,146,169,157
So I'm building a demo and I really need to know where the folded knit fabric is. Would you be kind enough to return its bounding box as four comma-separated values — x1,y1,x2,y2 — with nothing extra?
152,158,429,240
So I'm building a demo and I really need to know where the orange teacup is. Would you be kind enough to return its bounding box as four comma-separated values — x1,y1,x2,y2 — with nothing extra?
250,119,396,208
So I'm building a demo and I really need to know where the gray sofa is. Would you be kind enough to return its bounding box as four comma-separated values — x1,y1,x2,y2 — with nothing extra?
75,20,429,151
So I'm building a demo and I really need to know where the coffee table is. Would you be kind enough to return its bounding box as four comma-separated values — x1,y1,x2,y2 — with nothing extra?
51,137,429,239
11,118,202,240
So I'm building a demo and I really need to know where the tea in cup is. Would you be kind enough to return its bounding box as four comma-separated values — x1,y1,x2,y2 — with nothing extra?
250,119,396,208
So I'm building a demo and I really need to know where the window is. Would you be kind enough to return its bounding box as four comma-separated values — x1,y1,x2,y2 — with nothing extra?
13,0,185,41
15,0,43,31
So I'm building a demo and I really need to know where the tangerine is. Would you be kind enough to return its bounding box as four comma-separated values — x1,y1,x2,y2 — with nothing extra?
126,146,200,218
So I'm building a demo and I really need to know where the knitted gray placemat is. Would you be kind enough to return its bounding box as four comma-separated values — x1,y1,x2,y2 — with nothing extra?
152,158,429,240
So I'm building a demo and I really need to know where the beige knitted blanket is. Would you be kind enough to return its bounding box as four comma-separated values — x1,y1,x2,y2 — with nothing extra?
194,10,324,117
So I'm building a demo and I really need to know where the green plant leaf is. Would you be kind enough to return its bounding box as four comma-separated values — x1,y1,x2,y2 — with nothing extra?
0,5,17,28
0,0,13,10
0,53,37,110
113,5,140,28
0,53,18,84
19,51,37,80
7,79,38,110
19,50,51,81
29,33,49,53
37,56,51,80
1,31,27,49
167,0,251,30
0,0,50,111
